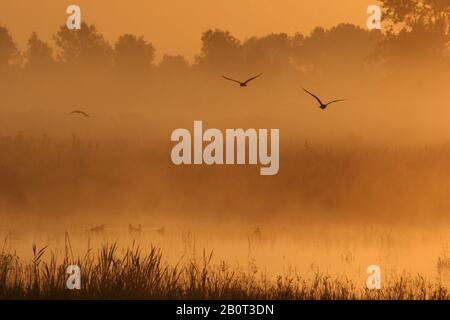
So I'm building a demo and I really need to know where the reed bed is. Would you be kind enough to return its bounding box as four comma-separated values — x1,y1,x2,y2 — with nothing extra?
0,243,448,300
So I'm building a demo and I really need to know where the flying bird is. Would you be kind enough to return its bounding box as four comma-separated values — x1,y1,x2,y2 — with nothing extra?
222,73,262,87
69,110,89,118
302,88,347,110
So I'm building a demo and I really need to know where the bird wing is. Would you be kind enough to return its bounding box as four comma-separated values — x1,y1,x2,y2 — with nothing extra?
222,76,242,84
326,99,347,106
302,88,323,105
243,73,262,84
70,110,89,117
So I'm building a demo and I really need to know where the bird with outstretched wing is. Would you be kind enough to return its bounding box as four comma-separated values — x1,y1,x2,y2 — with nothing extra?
69,110,89,118
222,73,262,87
302,88,347,110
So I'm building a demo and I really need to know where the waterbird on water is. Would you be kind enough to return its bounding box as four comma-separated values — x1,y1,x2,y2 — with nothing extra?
156,227,165,236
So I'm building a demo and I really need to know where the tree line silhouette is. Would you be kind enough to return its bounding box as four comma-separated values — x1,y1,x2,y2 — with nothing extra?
0,0,448,112
0,0,448,220
0,1,448,75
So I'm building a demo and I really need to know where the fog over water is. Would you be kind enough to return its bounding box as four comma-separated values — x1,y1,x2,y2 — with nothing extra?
0,0,450,287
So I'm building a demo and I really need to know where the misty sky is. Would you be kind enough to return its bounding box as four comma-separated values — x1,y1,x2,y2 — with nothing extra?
1,0,377,61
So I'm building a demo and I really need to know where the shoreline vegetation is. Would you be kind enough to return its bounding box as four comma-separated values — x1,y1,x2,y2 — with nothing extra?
0,243,448,300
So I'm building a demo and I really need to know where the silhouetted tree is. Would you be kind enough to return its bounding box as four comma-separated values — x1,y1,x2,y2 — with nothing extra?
157,54,190,85
0,25,18,69
159,54,189,72
294,24,382,76
377,0,449,70
381,0,449,34
54,22,113,69
114,34,155,74
242,33,294,72
25,32,54,70
195,29,242,71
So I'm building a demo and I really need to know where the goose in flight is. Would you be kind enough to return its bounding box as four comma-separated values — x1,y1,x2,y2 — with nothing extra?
303,88,347,110
69,110,89,118
222,73,262,87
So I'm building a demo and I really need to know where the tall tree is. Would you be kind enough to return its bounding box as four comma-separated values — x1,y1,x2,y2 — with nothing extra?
114,34,155,74
159,54,189,72
294,24,382,75
54,22,112,69
242,33,294,73
195,29,242,71
377,0,450,70
380,0,449,34
25,32,54,70
0,25,18,69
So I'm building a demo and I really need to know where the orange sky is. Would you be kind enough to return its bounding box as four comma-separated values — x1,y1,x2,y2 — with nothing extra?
0,0,378,61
